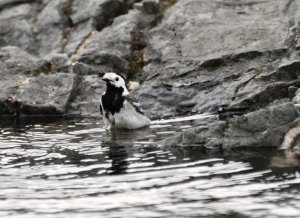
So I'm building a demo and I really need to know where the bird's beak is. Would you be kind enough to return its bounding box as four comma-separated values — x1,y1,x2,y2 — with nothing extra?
102,78,110,83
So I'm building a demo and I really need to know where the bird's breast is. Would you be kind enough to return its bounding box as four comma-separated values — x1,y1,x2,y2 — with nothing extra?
101,92,125,115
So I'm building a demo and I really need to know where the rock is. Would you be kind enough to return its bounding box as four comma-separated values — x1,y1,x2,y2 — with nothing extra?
70,0,124,29
43,53,70,73
0,0,33,7
64,19,95,56
136,0,300,117
288,86,299,100
0,46,39,115
223,103,299,149
0,0,70,57
159,120,226,149
0,3,38,54
16,73,76,114
66,75,104,117
0,46,39,71
160,103,300,149
72,61,99,76
65,0,129,56
145,1,293,62
35,0,69,57
128,81,140,91
0,46,75,115
134,0,160,14
80,2,161,76
78,52,130,77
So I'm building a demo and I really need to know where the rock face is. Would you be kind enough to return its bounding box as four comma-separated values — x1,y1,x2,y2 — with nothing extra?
0,46,75,115
1,0,300,148
161,103,300,149
137,0,300,117
16,73,75,114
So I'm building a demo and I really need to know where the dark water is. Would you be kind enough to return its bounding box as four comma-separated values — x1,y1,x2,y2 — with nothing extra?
0,115,300,218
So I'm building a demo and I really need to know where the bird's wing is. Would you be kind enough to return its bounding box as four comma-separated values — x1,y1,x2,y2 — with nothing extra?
125,94,145,115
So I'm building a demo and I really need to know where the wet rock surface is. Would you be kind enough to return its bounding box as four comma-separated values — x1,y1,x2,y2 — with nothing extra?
1,0,300,148
16,73,75,114
161,103,300,149
0,46,75,115
138,0,300,117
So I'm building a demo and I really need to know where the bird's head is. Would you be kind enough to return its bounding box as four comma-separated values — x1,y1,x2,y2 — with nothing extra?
102,72,129,95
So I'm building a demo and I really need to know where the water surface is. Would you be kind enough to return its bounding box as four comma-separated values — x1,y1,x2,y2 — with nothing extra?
0,115,300,218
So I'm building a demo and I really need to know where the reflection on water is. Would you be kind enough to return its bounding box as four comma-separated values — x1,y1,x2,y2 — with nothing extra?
0,115,300,218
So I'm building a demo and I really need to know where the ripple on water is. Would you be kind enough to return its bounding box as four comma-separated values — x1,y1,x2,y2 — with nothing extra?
0,115,299,218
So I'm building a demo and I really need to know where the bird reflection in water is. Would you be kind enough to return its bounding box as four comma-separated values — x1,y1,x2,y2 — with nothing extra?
103,127,153,174
106,141,129,175
103,128,138,175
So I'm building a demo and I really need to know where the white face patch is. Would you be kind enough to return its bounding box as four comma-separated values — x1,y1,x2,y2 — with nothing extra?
102,72,126,88
102,72,129,96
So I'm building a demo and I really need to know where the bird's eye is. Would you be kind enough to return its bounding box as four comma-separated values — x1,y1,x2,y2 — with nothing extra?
115,77,119,81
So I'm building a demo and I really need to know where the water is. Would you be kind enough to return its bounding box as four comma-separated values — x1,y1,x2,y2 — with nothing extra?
0,115,300,218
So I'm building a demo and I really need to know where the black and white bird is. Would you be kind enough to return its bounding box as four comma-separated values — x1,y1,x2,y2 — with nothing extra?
100,72,150,129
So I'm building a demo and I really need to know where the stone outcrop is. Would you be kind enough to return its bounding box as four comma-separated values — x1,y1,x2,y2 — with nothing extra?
137,0,300,117
0,46,75,115
161,103,300,149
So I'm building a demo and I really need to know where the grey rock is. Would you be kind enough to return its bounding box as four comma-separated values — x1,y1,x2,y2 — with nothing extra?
182,121,226,148
0,0,145,59
145,0,292,62
0,0,70,57
43,53,70,73
134,0,160,14
70,0,124,28
160,103,300,149
136,0,300,117
0,46,39,72
0,46,75,115
78,52,129,77
80,4,160,75
35,0,68,57
0,3,38,54
16,73,76,114
223,103,299,149
65,0,128,56
160,120,226,149
64,19,95,56
66,75,105,117
72,61,99,76
0,46,35,114
0,0,33,7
